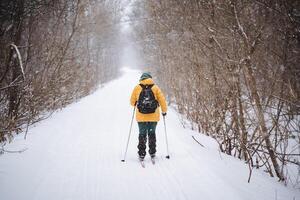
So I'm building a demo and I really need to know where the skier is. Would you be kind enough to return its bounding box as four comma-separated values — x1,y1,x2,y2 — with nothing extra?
130,72,167,162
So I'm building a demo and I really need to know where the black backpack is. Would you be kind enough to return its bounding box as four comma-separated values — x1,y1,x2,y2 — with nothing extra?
137,84,158,114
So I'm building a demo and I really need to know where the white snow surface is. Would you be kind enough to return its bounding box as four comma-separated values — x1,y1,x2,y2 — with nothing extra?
0,68,299,200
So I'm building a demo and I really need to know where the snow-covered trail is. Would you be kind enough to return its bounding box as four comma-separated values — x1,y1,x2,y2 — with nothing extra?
0,68,299,200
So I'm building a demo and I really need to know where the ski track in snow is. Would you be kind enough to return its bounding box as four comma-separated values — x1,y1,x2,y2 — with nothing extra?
0,68,299,200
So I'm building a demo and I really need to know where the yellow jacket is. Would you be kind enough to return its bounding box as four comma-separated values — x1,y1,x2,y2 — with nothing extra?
130,78,167,122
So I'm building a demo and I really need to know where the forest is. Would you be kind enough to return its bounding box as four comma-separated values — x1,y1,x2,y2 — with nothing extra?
0,0,121,142
132,0,300,183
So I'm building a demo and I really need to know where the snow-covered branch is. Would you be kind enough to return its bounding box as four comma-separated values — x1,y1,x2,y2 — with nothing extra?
10,43,25,80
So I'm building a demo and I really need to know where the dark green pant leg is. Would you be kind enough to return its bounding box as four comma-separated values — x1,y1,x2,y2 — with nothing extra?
148,122,157,155
147,122,157,134
137,122,157,157
138,122,147,157
138,122,148,135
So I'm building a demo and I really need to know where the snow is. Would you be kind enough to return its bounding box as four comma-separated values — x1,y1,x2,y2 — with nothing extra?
0,68,299,200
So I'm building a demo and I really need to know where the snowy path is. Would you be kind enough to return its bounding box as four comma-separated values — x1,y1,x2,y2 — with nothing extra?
0,68,299,200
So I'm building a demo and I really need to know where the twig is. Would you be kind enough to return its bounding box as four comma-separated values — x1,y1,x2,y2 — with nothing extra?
0,82,22,91
192,135,205,147
247,160,253,183
218,149,223,160
233,5,249,48
24,117,30,140
0,146,28,154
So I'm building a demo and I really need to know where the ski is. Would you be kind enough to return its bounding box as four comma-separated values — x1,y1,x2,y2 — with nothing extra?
139,157,145,168
140,160,145,168
151,157,155,165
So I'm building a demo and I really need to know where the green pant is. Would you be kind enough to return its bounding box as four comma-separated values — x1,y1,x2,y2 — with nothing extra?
137,122,157,157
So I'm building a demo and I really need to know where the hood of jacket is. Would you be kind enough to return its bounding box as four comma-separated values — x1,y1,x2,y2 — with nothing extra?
139,78,154,85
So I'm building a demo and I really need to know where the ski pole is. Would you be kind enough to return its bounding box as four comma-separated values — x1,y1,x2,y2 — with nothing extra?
121,106,136,162
163,115,170,159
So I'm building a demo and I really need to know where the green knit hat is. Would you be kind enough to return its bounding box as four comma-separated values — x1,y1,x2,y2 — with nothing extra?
139,72,152,81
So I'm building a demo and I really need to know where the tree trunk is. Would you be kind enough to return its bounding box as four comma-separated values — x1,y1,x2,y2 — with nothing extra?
8,0,24,119
243,59,284,180
237,80,248,161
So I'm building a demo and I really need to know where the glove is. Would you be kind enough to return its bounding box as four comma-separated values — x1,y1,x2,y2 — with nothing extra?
162,112,167,116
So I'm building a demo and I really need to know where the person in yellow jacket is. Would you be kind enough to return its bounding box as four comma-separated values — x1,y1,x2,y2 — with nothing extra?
130,72,167,160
